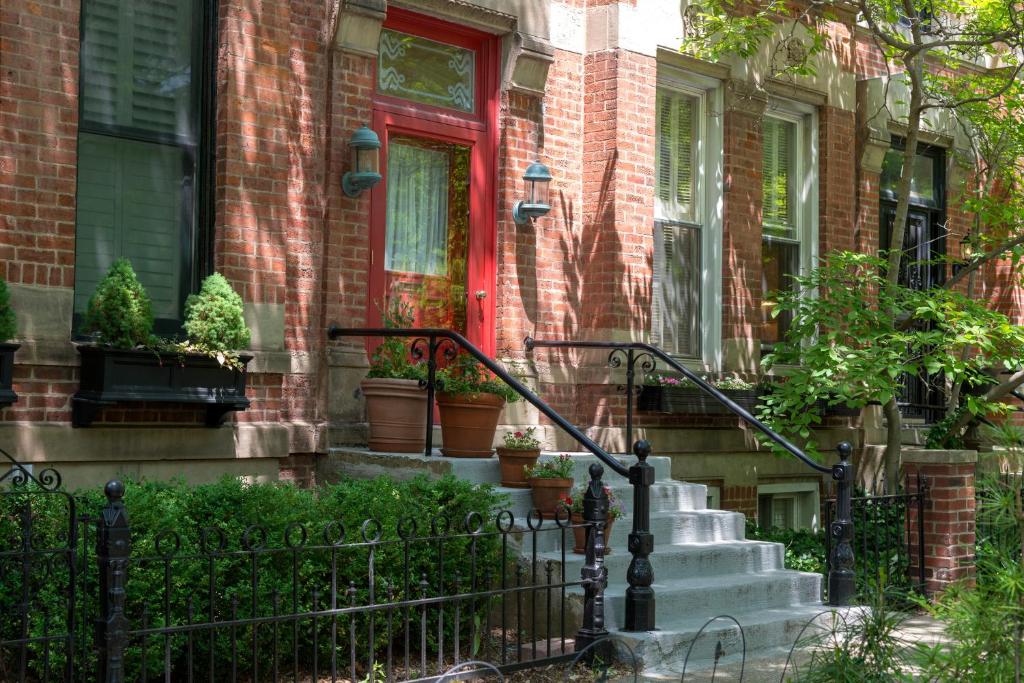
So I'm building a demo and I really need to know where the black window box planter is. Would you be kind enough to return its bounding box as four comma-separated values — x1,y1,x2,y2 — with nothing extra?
637,385,760,415
72,346,252,427
0,342,19,409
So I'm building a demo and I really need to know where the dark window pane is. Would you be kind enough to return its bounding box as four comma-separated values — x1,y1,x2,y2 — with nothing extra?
761,240,799,346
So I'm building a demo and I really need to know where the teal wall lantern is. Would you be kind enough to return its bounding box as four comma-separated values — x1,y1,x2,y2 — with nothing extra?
342,125,382,197
512,160,553,225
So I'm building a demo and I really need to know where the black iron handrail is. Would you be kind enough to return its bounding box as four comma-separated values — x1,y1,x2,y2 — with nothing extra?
327,326,657,630
524,336,856,606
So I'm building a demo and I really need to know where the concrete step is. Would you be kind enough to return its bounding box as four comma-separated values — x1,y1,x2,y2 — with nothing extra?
522,509,747,553
322,448,674,487
603,571,822,628
609,603,844,679
532,540,785,580
494,481,710,522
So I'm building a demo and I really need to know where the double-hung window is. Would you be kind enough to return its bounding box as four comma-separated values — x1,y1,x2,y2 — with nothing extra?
75,0,214,334
652,72,722,365
760,104,817,350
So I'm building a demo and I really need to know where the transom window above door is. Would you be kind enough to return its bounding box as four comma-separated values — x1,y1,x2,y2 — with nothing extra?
378,29,476,113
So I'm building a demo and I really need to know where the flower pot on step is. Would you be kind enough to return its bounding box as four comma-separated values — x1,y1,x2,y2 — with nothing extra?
495,447,541,488
361,378,428,453
571,513,615,555
436,391,505,458
528,477,573,515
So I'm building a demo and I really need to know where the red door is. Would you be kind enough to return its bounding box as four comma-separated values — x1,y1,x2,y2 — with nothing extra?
367,10,498,355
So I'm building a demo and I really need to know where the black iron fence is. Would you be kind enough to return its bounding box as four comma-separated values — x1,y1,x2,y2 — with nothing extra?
823,474,928,601
0,452,620,683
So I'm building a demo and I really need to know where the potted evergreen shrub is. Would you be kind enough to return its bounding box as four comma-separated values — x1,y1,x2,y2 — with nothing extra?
435,353,518,457
495,426,541,488
0,277,18,408
567,484,625,554
361,300,428,452
525,453,574,515
637,375,760,415
73,264,253,427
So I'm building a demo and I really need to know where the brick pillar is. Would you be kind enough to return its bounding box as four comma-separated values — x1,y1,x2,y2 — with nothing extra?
902,449,977,596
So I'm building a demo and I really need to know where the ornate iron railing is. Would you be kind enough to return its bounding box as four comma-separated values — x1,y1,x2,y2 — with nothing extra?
327,327,658,631
523,337,857,606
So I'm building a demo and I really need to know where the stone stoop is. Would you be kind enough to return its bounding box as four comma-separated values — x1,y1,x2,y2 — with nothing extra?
323,448,835,676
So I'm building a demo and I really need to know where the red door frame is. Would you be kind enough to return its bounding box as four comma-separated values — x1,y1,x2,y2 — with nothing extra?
368,8,500,356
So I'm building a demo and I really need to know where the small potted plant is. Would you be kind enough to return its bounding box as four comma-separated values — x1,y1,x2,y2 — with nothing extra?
637,374,759,415
0,277,18,408
495,426,542,488
567,485,625,554
435,353,518,457
525,453,574,515
73,263,253,426
361,299,427,452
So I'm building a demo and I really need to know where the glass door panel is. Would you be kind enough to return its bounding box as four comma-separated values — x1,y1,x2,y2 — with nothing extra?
383,135,471,334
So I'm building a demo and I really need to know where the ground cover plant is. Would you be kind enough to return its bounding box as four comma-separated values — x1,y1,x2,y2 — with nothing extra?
0,474,508,680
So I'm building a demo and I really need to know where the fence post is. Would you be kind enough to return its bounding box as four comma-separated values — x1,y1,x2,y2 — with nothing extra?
95,480,130,683
576,463,609,652
623,440,655,631
828,442,855,606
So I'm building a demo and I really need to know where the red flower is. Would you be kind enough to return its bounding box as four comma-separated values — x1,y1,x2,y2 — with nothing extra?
559,493,573,506
514,431,524,438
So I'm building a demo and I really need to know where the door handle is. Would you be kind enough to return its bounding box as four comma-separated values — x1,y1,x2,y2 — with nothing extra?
474,290,487,300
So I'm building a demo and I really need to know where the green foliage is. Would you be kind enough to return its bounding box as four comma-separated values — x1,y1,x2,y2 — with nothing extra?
367,298,426,381
743,521,826,574
183,273,251,353
437,353,519,402
0,475,506,680
82,258,155,348
501,426,540,450
796,585,913,682
0,278,15,342
759,251,1024,459
525,453,574,480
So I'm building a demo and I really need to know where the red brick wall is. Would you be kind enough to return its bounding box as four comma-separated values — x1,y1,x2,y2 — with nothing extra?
722,109,762,342
904,457,977,595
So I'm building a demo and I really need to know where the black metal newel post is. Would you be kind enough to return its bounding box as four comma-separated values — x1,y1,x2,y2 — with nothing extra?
423,335,438,458
624,440,655,631
576,463,610,651
828,442,855,606
96,480,131,682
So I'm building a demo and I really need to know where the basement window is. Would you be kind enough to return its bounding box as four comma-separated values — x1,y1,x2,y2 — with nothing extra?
757,481,820,531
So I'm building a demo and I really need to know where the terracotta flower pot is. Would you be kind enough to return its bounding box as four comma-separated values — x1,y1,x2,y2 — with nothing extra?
571,513,615,555
436,391,505,458
528,477,573,515
361,378,428,453
495,447,541,488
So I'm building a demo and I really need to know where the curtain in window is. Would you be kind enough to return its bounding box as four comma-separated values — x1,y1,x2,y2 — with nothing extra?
385,140,450,276
652,221,700,357
762,117,794,236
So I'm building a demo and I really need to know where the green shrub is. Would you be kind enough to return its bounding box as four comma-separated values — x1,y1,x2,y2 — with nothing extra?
82,258,154,348
437,353,519,402
0,475,507,680
183,273,251,351
0,278,15,342
743,521,826,574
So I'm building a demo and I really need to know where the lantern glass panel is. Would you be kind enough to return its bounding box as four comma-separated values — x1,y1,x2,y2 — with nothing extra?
527,176,550,207
355,146,379,175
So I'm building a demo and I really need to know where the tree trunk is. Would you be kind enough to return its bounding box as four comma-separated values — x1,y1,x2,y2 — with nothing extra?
883,398,902,493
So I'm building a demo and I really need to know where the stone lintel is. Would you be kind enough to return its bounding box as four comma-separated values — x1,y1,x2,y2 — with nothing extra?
902,448,978,465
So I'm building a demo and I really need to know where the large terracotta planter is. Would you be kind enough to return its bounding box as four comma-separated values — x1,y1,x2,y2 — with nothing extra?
436,391,505,457
571,513,615,555
528,477,573,515
361,378,428,453
495,447,541,488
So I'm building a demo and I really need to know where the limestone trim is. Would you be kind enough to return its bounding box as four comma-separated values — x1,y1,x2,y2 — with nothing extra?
389,0,516,34
332,0,387,56
656,48,730,82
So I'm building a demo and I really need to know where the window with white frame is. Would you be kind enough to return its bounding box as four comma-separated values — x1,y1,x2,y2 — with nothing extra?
757,482,820,531
760,105,817,350
652,72,722,366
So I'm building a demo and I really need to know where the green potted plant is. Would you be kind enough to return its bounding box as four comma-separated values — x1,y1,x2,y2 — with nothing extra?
0,277,18,408
73,264,253,427
435,352,518,457
495,426,541,488
361,299,427,452
525,453,574,515
637,374,759,415
566,484,625,554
